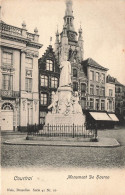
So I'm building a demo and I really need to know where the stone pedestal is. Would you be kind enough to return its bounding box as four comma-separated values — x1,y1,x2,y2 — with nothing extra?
58,86,72,103
45,113,85,126
45,85,86,126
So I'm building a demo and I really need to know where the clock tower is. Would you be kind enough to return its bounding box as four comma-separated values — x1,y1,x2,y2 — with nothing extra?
54,0,84,63
54,0,87,111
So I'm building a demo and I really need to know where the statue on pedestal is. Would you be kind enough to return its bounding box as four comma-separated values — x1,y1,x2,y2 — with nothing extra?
59,55,71,87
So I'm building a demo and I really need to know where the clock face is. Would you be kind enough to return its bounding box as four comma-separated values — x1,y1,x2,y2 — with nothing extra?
69,32,75,40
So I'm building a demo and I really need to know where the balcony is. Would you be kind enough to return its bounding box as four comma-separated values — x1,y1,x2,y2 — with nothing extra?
0,90,20,98
0,22,35,42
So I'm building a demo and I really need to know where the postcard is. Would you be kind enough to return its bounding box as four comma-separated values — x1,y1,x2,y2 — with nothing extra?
1,0,125,194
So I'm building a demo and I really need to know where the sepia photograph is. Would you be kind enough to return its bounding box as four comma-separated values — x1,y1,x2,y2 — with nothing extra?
0,0,125,194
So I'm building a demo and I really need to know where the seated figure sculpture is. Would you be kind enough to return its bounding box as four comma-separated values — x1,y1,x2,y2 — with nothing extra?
72,91,83,114
48,91,58,114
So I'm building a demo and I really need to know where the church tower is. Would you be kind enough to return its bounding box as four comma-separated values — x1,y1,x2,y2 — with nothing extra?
54,0,87,110
54,0,84,63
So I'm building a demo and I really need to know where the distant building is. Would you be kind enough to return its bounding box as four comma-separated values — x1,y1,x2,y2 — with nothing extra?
38,45,60,126
0,19,42,131
82,58,108,112
106,75,115,113
115,79,125,122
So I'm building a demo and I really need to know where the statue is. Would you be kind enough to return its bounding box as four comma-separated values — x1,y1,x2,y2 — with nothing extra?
59,55,71,87
72,92,82,114
65,99,73,115
48,91,58,114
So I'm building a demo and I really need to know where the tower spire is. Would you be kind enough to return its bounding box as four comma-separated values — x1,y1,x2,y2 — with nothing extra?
65,0,73,17
64,0,74,31
54,0,84,63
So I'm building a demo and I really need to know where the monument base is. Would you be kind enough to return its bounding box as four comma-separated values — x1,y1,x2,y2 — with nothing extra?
45,113,85,126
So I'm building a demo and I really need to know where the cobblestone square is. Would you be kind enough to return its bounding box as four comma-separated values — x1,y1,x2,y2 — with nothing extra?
1,128,125,169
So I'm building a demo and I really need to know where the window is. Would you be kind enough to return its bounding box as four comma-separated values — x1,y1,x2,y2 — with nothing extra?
41,75,48,87
25,78,32,92
51,77,58,88
81,83,86,92
96,72,99,82
95,99,99,110
90,71,94,81
73,82,78,91
46,60,53,71
90,85,94,95
109,89,113,97
41,93,48,105
101,73,105,83
2,51,13,66
81,83,86,97
81,99,86,109
40,112,47,125
109,100,112,111
90,98,94,109
100,87,105,96
101,100,105,111
25,58,33,69
25,63,32,92
2,74,13,90
113,101,115,111
96,86,99,96
2,103,13,110
73,69,77,77
67,18,69,24
117,87,122,93
115,87,121,93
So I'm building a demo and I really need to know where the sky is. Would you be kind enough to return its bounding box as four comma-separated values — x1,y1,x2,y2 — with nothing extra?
1,0,125,85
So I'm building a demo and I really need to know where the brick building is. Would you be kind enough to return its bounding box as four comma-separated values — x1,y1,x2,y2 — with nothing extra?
38,45,60,126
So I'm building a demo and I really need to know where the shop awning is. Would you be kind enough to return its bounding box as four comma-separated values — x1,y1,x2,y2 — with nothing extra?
108,114,119,121
89,112,112,121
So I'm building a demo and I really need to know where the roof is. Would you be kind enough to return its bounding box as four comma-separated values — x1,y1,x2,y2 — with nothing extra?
115,79,123,86
82,58,108,71
0,20,6,24
39,45,58,62
106,74,116,83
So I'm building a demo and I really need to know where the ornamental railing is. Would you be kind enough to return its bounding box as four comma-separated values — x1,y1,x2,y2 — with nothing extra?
0,23,22,36
0,23,35,41
0,90,20,98
27,123,97,139
27,32,34,41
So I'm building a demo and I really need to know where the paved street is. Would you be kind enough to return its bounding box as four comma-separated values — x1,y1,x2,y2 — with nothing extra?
1,128,125,169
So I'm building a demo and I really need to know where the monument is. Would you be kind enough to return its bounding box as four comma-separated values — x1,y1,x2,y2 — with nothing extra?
45,55,86,126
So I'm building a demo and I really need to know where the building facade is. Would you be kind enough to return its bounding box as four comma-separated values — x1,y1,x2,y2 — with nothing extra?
38,45,60,126
115,79,125,122
0,19,42,131
106,75,115,113
82,58,108,112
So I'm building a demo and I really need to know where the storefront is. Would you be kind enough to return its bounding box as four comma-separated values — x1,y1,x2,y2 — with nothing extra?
84,110,119,129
